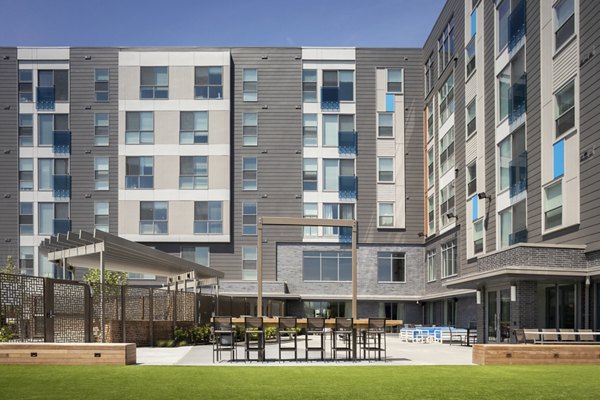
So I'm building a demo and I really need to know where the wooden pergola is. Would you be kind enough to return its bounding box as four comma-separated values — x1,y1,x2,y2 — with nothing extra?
257,217,358,319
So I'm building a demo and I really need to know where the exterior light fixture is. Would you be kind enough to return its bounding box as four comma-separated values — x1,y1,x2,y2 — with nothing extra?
478,192,492,200
510,285,517,302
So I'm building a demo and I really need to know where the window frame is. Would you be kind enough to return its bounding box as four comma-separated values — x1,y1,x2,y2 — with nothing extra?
554,0,576,52
466,160,477,197
302,251,352,282
19,158,33,191
302,69,317,103
377,112,394,138
466,98,477,138
94,156,109,191
437,16,455,77
94,201,109,232
94,112,109,146
242,246,258,281
544,180,563,231
377,252,406,283
440,181,455,227
303,158,318,191
18,69,33,102
19,202,34,235
428,195,435,234
179,156,208,190
194,66,223,99
441,240,457,278
439,73,455,125
473,218,484,255
242,112,258,146
139,201,168,235
387,68,404,93
242,68,258,102
465,36,476,79
94,68,109,102
426,250,436,282
242,157,257,191
125,156,154,189
242,202,257,236
194,201,223,235
139,66,169,100
125,111,154,145
554,79,576,138
18,114,33,147
179,111,208,144
377,157,395,183
378,202,395,228
303,114,318,146
439,127,455,175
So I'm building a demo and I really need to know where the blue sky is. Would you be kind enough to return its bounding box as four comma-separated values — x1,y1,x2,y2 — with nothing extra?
1,0,446,47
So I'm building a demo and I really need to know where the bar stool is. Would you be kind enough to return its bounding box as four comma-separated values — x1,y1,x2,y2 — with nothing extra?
362,318,386,361
244,316,265,361
305,317,326,360
332,317,353,360
212,316,236,362
278,317,298,361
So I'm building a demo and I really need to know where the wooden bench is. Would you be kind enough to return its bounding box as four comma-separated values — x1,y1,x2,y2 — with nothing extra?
473,344,600,365
0,343,136,365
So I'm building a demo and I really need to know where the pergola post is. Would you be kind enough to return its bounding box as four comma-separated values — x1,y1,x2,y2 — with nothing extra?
351,220,358,320
257,218,263,317
99,249,105,343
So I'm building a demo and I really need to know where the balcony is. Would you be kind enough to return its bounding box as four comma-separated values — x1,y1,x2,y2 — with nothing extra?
339,226,352,244
52,175,71,198
339,175,357,199
53,131,71,154
321,87,339,110
508,0,526,54
338,130,357,156
508,74,527,126
509,151,527,197
509,228,528,246
53,219,71,235
36,86,55,110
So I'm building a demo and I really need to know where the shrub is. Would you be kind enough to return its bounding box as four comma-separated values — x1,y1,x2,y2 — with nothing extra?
0,325,15,342
265,327,277,340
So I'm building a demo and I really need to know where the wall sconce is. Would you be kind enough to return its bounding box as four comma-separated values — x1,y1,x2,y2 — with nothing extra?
510,285,517,302
446,213,458,220
478,192,492,201
586,276,591,286
476,290,482,305
417,232,426,238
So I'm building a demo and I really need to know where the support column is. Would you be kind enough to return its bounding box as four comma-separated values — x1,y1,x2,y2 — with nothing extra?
585,277,591,329
257,218,263,317
100,250,105,343
351,220,357,320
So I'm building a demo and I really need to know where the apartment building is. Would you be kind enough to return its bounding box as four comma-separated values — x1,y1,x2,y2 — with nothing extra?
0,0,598,342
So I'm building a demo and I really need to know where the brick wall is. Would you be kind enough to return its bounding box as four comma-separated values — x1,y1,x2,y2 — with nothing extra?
478,245,587,272
98,320,194,346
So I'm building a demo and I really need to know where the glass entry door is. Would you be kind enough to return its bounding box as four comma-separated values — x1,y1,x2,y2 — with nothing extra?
486,288,511,343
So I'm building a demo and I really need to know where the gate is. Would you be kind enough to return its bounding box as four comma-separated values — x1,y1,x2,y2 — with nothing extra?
45,279,91,343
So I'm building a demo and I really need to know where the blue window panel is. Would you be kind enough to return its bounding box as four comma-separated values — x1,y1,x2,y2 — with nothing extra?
471,9,477,38
385,94,395,112
553,139,565,178
472,195,479,221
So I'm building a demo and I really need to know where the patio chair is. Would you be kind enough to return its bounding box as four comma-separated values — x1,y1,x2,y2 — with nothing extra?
559,329,575,342
278,317,298,361
577,329,595,342
524,329,541,344
542,328,559,343
362,318,386,361
244,316,265,361
332,318,353,360
305,318,326,360
448,327,464,346
513,328,526,344
212,316,236,362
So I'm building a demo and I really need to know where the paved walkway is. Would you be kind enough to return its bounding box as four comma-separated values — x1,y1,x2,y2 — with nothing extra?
137,335,474,366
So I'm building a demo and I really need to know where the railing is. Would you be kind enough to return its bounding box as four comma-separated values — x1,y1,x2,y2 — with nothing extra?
339,130,357,155
508,73,527,124
509,151,527,197
339,227,352,244
339,175,357,199
321,87,340,110
508,0,526,53
36,86,55,110
53,219,71,235
53,131,71,154
52,175,71,198
509,229,528,246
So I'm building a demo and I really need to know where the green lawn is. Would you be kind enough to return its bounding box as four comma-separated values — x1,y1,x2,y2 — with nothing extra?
1,365,599,399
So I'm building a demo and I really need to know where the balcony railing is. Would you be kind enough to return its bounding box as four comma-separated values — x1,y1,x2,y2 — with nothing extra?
321,87,339,110
52,175,71,198
36,86,55,110
339,226,352,244
508,74,527,125
53,219,71,235
338,130,357,155
509,228,528,246
339,175,357,199
509,151,528,197
53,131,71,154
508,0,526,53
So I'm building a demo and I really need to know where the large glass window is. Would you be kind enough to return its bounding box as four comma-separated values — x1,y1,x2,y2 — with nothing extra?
38,159,53,190
387,68,403,93
554,0,575,50
180,156,208,189
181,246,209,267
440,127,455,174
500,200,527,247
180,111,208,144
555,80,575,137
242,202,257,236
125,156,153,189
498,0,510,52
242,157,257,190
303,114,317,146
39,114,68,146
140,66,168,99
441,240,457,278
439,73,454,125
322,203,353,236
378,113,393,138
378,157,394,182
125,112,154,144
242,246,257,281
38,203,54,235
19,158,33,191
95,68,109,102
303,251,352,282
377,252,405,282
194,201,223,234
427,250,436,282
323,159,339,191
323,114,353,146
38,69,68,101
438,17,455,75
302,69,317,102
195,67,223,99
242,68,258,102
94,157,109,190
94,201,109,232
94,112,109,146
303,158,318,191
242,113,258,146
378,202,394,227
19,114,33,147
440,181,455,227
19,202,33,235
545,182,563,230
139,201,168,235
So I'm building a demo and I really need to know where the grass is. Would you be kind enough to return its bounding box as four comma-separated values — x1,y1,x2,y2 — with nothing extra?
1,365,600,399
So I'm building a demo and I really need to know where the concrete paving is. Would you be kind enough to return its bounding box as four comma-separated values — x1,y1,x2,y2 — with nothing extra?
137,335,474,366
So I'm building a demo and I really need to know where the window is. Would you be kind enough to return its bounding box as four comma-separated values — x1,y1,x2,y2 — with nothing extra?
140,66,168,99
19,158,33,191
19,114,33,147
303,203,318,237
302,69,317,102
95,68,109,102
94,157,109,190
194,201,223,234
242,202,257,235
545,182,563,230
427,102,434,141
242,157,257,190
19,202,33,235
322,203,353,236
387,68,403,92
323,159,339,191
466,37,476,78
427,147,435,188
38,159,53,191
323,70,354,101
438,17,455,75
554,0,575,50
498,66,510,121
242,246,257,281
323,114,354,146
242,68,258,102
125,156,153,189
466,99,476,137
303,251,351,282
378,158,394,182
441,240,457,278
179,156,208,189
424,54,434,95
378,113,393,137
38,69,68,101
428,195,435,233
39,114,68,146
303,114,317,146
498,137,511,191
180,111,208,144
471,8,477,37
378,202,394,227
555,80,575,137
181,246,209,267
38,203,69,236
498,0,510,52
18,70,33,102
139,201,168,234
94,112,109,146
303,158,318,191
499,200,527,247
439,73,454,125
125,112,153,144
467,161,477,196
19,247,34,276
439,127,455,174
377,252,405,282
473,219,484,254
195,66,223,99
427,250,436,282
242,113,258,146
94,201,109,232
440,181,455,227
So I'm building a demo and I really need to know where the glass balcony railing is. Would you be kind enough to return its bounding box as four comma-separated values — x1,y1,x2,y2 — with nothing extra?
53,219,71,235
53,131,71,154
338,130,357,155
36,86,55,110
321,87,339,110
52,175,71,198
508,0,526,52
339,175,357,199
339,226,352,244
509,151,527,197
509,228,528,246
508,74,527,124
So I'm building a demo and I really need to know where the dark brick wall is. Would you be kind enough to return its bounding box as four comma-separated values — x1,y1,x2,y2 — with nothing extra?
477,245,587,272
